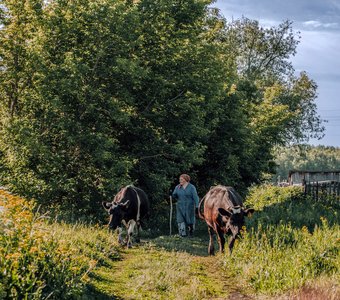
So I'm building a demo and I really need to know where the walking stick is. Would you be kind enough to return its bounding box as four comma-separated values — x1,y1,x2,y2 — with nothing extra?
169,194,173,236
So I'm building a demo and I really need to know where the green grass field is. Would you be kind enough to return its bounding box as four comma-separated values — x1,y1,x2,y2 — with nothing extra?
1,185,339,299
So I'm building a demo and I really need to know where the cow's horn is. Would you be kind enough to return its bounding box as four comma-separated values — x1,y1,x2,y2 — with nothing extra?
102,201,112,210
119,199,130,207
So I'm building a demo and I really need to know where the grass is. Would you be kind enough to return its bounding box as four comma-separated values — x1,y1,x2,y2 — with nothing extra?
223,220,339,295
1,185,339,299
94,236,232,300
228,185,340,298
0,189,121,299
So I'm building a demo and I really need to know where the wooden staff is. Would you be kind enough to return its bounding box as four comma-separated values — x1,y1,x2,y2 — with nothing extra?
169,194,173,236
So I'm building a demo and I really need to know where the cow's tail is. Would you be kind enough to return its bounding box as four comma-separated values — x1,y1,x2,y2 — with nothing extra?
197,195,206,220
130,186,142,225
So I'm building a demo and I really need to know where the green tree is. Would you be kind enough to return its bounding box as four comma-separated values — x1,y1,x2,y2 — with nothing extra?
0,0,226,216
273,145,340,183
124,0,227,200
0,0,137,213
0,1,326,222
211,18,324,187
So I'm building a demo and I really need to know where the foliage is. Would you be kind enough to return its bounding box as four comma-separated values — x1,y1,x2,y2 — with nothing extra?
220,184,340,295
0,0,139,213
196,17,325,192
246,184,340,229
0,189,86,298
273,144,340,183
225,220,339,295
225,18,322,142
0,0,325,219
0,189,121,299
245,184,306,211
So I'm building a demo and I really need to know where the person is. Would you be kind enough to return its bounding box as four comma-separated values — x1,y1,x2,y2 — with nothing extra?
172,174,199,237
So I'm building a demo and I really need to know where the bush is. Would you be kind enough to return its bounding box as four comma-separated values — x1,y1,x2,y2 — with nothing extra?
245,184,340,230
223,219,339,294
221,184,340,295
245,184,305,211
0,190,90,299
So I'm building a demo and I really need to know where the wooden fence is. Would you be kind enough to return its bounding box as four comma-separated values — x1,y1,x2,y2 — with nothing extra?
304,180,340,200
288,170,340,185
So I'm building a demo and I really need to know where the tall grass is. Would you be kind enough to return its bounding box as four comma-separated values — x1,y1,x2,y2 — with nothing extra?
222,185,340,296
1,185,339,299
0,189,120,299
245,185,340,230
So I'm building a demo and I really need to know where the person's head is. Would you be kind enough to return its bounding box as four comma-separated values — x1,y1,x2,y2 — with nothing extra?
179,174,190,185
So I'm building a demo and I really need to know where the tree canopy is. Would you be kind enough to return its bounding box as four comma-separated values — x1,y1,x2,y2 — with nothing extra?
0,0,324,219
273,145,340,183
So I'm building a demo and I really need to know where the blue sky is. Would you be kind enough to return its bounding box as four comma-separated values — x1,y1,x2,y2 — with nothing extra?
214,0,340,147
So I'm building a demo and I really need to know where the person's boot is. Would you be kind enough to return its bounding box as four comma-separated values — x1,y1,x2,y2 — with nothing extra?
178,222,186,237
188,224,194,237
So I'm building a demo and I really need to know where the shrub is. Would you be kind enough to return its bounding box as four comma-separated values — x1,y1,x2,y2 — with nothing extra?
223,219,339,294
0,190,90,299
222,184,340,295
245,184,305,211
245,184,340,230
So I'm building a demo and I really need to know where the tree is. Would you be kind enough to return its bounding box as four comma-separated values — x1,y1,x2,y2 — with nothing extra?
273,145,340,183
205,17,324,187
0,0,226,216
0,0,139,212
0,1,326,221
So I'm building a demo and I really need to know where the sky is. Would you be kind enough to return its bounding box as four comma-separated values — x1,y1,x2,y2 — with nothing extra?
214,0,340,147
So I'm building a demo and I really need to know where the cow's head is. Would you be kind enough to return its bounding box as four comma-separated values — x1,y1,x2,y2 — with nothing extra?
102,200,130,230
218,206,254,236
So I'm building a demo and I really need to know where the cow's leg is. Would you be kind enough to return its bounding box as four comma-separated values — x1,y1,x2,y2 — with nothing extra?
216,227,226,253
208,226,215,255
228,235,237,254
126,220,136,248
117,227,125,245
135,221,141,243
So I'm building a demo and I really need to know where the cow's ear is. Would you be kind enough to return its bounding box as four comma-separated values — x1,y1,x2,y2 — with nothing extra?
243,208,255,217
218,208,232,218
102,201,112,210
119,199,130,210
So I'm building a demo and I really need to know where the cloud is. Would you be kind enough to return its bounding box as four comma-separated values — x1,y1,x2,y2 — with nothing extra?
214,0,340,31
302,20,339,29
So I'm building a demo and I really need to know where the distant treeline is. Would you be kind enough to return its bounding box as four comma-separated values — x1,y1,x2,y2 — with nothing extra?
273,145,340,183
0,0,324,218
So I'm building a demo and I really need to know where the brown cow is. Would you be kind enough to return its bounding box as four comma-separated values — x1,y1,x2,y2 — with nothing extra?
198,185,254,255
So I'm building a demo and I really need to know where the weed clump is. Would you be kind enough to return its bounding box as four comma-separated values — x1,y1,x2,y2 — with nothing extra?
222,185,340,296
0,189,117,299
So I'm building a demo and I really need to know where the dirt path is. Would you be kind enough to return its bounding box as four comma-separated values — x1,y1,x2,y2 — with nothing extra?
89,235,252,299
191,255,252,300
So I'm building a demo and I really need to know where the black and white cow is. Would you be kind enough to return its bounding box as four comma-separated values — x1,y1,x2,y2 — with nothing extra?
102,185,149,248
